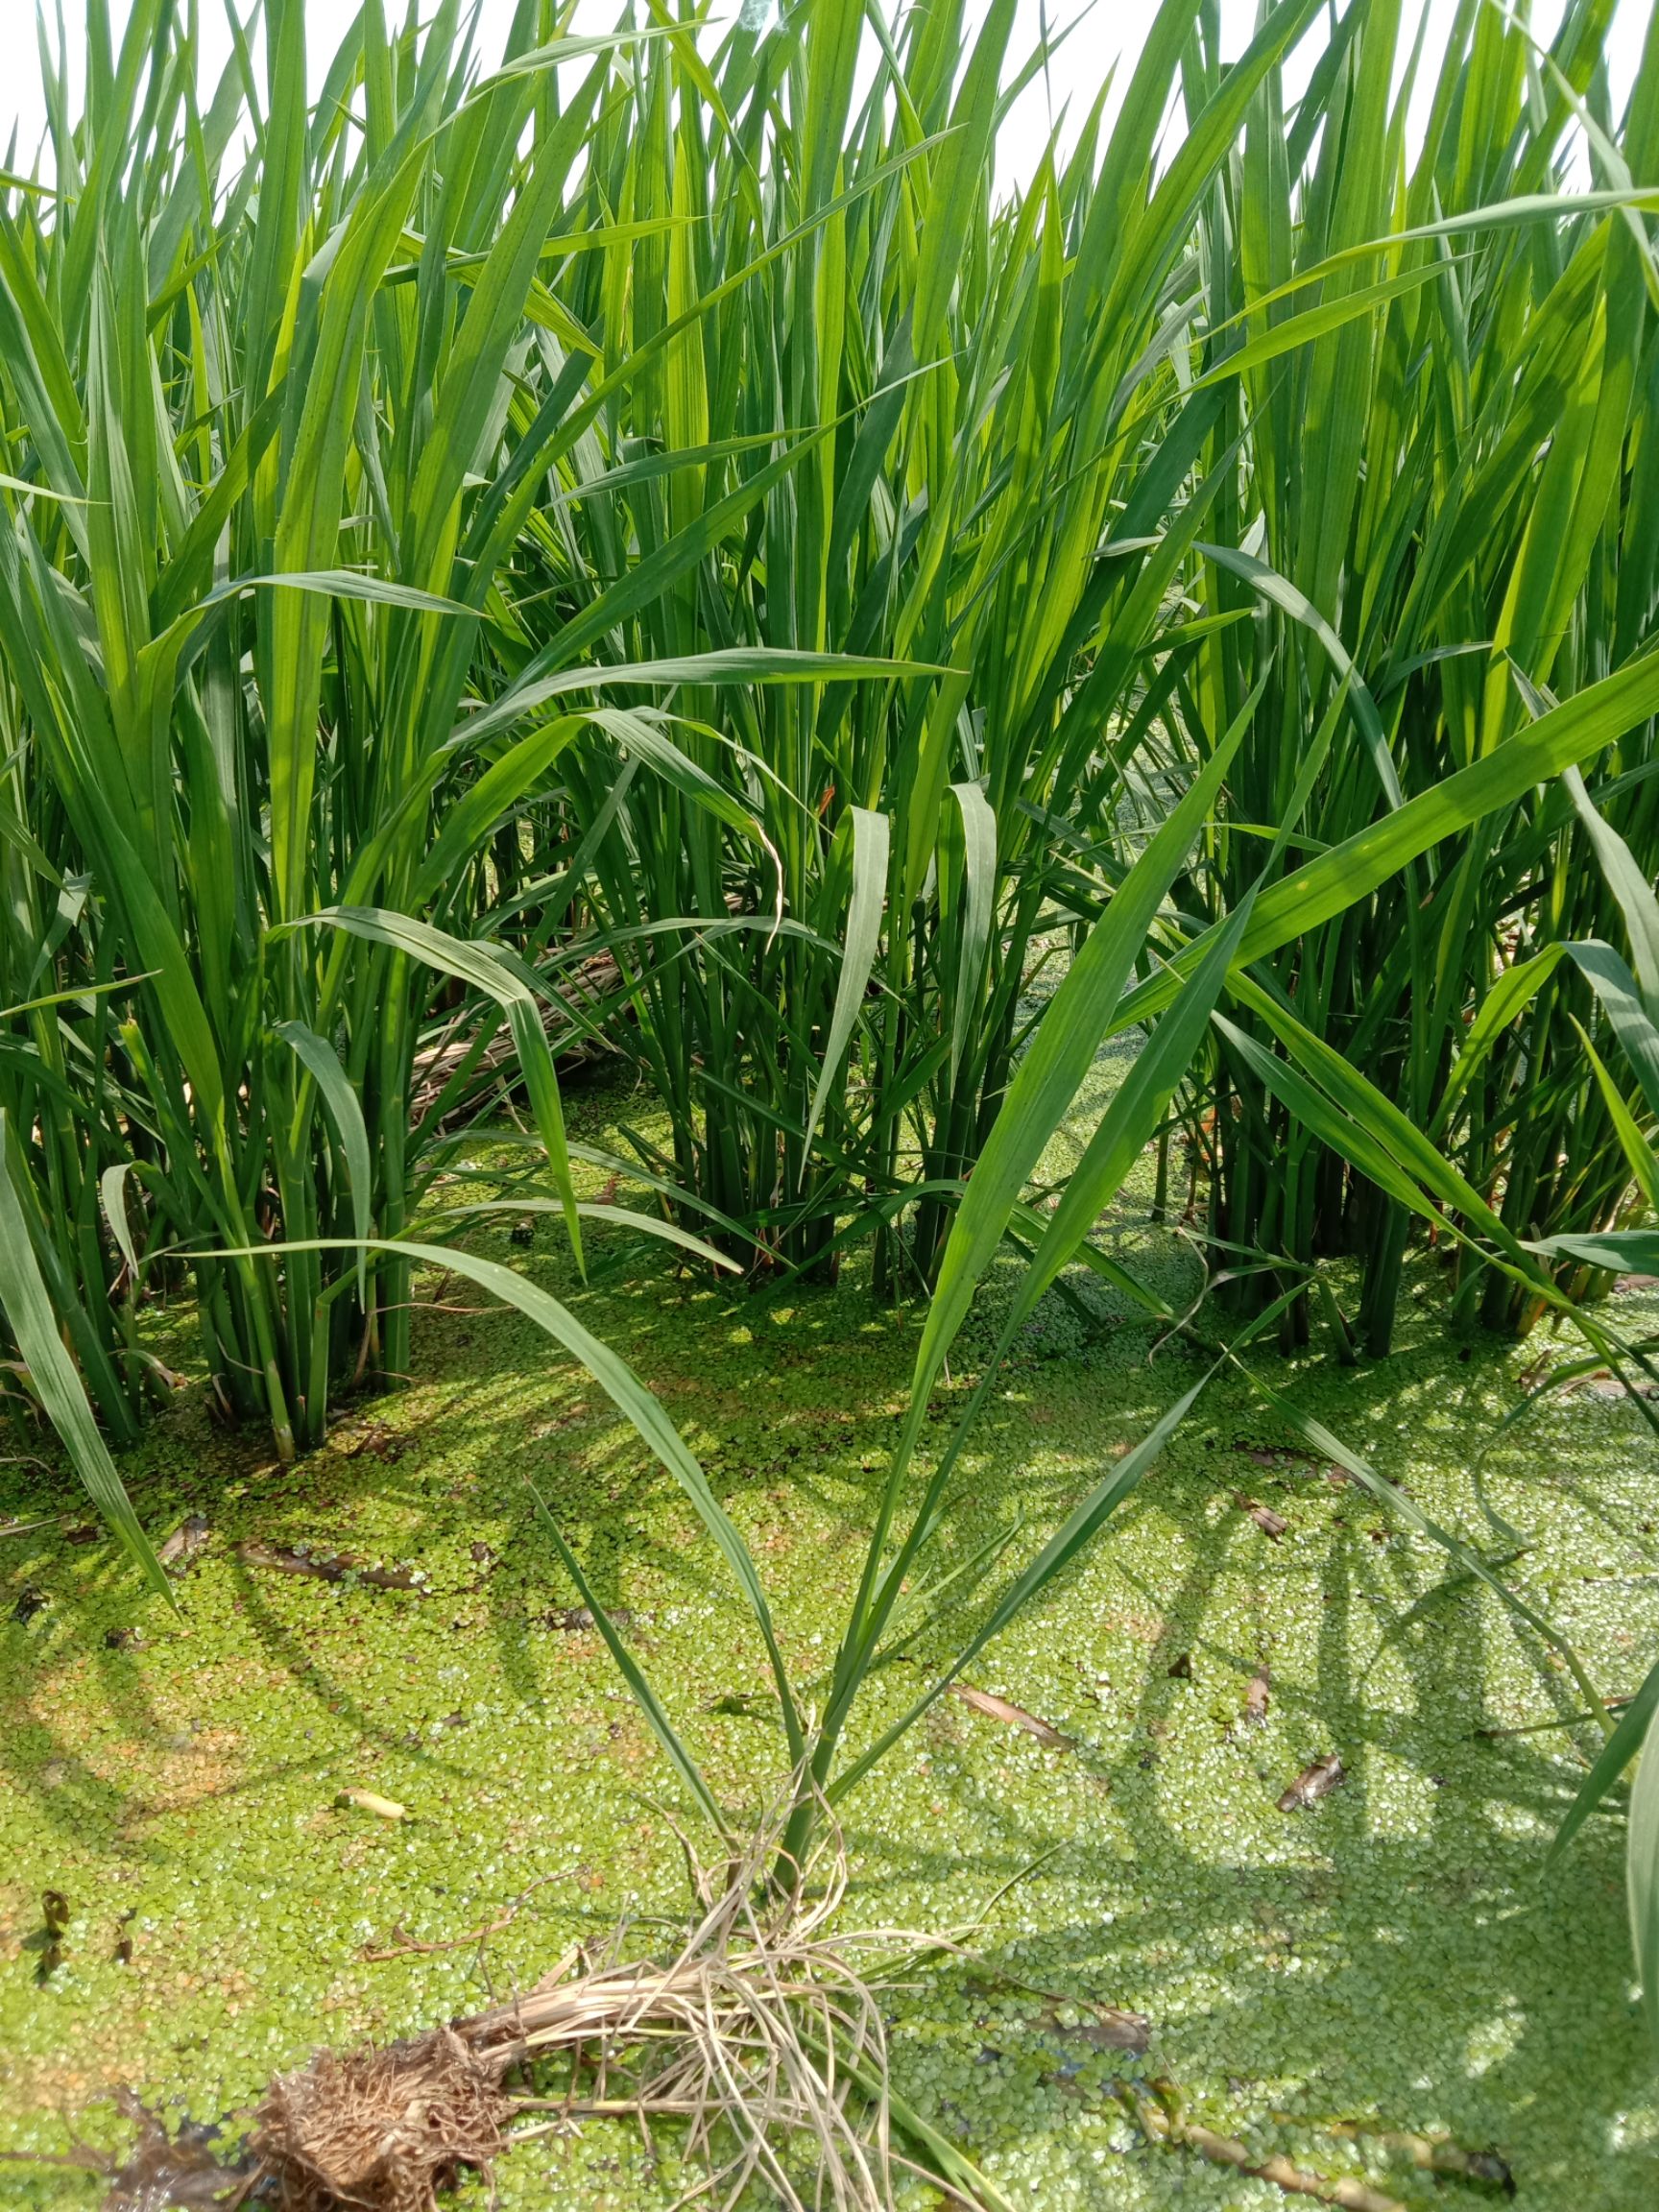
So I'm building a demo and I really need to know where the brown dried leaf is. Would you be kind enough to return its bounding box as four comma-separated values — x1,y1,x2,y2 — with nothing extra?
1277,1753,1345,1812
341,1422,407,1461
156,1515,209,1572
950,1682,1070,1747
1234,1492,1287,1540
1036,1998,1151,2054
543,1604,635,1632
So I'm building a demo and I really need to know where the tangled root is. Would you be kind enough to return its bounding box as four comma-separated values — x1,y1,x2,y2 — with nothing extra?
459,1796,970,2212
252,2027,510,2212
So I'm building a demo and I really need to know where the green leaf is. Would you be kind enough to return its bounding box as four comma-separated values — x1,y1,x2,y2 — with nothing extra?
803,806,889,1166
1566,767,1659,1018
208,1234,804,1767
1631,1693,1659,2057
1549,1653,1659,1868
527,1477,731,1841
1120,654,1659,1032
457,648,934,753
292,908,583,1273
276,1020,373,1296
0,1114,171,1601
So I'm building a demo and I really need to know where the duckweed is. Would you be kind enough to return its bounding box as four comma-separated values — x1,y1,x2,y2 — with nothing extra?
3,1070,1657,2208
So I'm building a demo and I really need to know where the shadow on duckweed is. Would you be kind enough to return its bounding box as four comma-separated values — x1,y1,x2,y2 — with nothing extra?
2,1094,1658,2208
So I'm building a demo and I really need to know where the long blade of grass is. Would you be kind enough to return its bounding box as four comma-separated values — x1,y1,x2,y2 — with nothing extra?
0,1112,170,1599
802,805,889,1167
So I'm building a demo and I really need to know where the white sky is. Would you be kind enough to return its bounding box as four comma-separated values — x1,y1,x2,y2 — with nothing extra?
0,2,1651,194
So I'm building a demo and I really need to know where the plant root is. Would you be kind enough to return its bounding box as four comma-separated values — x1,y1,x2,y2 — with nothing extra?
252,2028,510,2212
11,1795,1496,2212
460,1797,1005,2212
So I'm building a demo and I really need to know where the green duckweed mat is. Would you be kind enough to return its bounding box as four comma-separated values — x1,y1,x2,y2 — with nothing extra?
4,1060,1659,2209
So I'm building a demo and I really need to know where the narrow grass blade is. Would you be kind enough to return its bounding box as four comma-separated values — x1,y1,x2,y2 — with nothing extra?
0,1114,170,1599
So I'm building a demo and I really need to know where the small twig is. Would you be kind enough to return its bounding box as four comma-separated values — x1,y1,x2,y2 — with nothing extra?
1122,2084,1407,2212
0,1510,62,1537
360,1871,568,1962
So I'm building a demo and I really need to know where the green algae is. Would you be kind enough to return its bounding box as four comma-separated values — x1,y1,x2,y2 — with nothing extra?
3,1066,1659,2209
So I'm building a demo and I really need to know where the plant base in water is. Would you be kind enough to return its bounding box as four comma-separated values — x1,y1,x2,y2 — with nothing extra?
70,1803,1008,2212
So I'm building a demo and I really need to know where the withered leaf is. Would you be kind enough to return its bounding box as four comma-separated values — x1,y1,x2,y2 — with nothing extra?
156,1515,209,1571
1235,1493,1287,1540
543,1604,635,1632
344,1421,407,1459
1277,1752,1345,1811
1245,1667,1271,1723
950,1682,1070,1747
1036,1998,1151,2054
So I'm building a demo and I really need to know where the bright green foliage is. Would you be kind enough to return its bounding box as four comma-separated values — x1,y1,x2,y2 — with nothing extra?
6,1,1659,2172
1175,0,1659,1352
7,0,1659,2039
0,1,863,1462
491,0,1333,1285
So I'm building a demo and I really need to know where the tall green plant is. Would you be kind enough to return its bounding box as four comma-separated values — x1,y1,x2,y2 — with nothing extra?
0,0,897,1463
491,0,1324,1286
1168,0,1659,1350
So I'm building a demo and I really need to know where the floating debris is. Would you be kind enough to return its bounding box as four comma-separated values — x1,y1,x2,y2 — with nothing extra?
104,2092,250,2212
341,1423,406,1462
156,1515,210,1573
949,1682,1070,1746
0,2095,250,2209
35,1888,69,1983
1569,1368,1659,1402
1122,2080,1405,2212
1035,1996,1151,2055
1245,1667,1272,1724
1278,1754,1346,1812
541,1603,634,1632
1236,1493,1288,1540
239,1542,421,1593
335,1789,408,1822
1315,2119,1514,2195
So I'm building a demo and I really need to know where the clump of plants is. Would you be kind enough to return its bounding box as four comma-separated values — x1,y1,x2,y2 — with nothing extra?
8,0,1659,2201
